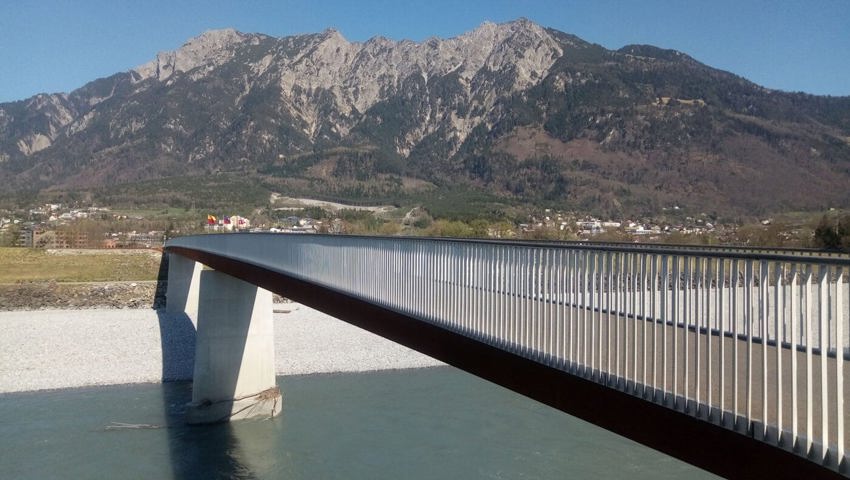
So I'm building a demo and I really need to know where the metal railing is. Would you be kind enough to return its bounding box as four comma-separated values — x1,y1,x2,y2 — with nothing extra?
168,233,850,473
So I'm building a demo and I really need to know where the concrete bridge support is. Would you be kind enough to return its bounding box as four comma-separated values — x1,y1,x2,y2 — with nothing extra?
166,262,281,424
164,253,203,325
186,269,282,423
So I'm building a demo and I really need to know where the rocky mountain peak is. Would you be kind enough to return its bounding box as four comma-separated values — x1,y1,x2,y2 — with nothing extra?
319,27,346,42
133,27,251,81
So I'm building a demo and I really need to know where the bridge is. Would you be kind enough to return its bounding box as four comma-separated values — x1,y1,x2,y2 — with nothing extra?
164,233,850,479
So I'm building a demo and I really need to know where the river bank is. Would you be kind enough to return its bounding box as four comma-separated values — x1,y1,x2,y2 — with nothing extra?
0,304,443,394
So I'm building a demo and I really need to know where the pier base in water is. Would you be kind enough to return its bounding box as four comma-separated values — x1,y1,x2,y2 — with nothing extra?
186,386,282,424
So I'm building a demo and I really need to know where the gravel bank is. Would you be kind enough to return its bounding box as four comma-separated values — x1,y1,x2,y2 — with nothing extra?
0,305,443,394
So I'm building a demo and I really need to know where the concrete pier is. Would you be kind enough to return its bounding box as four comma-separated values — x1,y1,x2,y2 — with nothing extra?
164,253,203,325
185,269,282,424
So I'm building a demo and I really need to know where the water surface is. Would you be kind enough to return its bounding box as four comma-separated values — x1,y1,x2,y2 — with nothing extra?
0,367,716,479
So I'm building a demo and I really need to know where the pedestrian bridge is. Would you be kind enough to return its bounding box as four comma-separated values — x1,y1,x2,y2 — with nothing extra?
165,233,850,479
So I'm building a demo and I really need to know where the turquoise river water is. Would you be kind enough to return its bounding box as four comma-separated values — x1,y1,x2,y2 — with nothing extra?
0,367,716,479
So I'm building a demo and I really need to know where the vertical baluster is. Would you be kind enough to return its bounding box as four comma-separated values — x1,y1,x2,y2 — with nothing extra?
429,243,435,322
631,253,639,391
543,248,550,362
672,256,679,407
593,252,600,379
551,248,557,364
760,260,769,439
543,248,549,359
641,254,648,392
583,251,590,376
531,247,537,353
791,265,799,448
607,251,613,381
452,242,459,330
759,260,780,438
433,242,439,323
488,245,494,341
567,249,573,368
558,249,565,368
494,246,501,345
582,252,597,378
522,246,528,352
621,252,628,387
423,242,430,320
464,243,470,334
539,248,546,359
452,243,458,331
694,257,701,413
472,244,478,338
511,247,518,349
528,248,541,359
520,248,532,357
469,245,475,337
775,262,784,446
585,250,591,376
416,242,421,317
416,242,422,319
703,257,711,418
805,265,814,456
410,242,416,317
503,246,509,345
653,254,660,398
439,243,445,325
578,248,584,373
719,258,726,424
475,245,484,343
431,242,437,322
502,246,508,347
608,252,626,386
551,248,557,361
518,247,525,352
447,242,452,326
836,267,845,466
383,241,388,308
539,248,545,359
819,266,829,462
571,250,577,371
574,249,580,370
684,256,690,411
732,258,739,426
746,260,754,431
479,245,485,340
490,245,496,342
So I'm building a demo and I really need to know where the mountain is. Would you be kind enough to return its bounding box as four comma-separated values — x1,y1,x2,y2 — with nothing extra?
1,19,849,218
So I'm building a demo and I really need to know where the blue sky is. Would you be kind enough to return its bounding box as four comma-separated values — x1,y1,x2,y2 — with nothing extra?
1,0,848,103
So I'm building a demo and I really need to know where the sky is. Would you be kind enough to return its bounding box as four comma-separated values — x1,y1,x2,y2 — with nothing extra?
1,0,848,103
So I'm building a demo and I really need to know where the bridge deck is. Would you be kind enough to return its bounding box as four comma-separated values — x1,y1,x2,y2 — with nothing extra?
166,234,850,479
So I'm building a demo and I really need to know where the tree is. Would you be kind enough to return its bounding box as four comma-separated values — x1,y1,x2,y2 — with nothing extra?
813,214,850,251
0,224,21,247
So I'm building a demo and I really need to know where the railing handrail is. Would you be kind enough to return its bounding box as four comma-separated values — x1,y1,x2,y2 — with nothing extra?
214,232,850,266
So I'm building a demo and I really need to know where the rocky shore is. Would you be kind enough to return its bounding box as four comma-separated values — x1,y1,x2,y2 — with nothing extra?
0,281,165,310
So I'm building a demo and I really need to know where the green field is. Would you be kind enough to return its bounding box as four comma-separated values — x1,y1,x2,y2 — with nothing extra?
0,248,162,283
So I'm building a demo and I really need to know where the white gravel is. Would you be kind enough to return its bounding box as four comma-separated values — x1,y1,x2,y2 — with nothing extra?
0,305,443,394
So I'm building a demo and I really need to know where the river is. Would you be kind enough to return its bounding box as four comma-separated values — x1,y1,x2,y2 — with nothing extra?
0,367,716,479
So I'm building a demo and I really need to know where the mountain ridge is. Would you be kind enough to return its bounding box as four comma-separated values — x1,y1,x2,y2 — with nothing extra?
1,19,849,218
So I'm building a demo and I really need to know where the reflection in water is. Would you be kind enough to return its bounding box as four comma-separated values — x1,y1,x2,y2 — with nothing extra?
0,369,718,479
163,383,253,480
